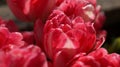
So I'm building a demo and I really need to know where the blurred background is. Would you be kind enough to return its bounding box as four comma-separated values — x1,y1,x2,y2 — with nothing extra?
0,0,120,53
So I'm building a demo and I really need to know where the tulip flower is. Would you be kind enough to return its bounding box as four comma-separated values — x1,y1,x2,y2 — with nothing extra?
70,48,120,67
0,45,48,67
54,48,120,67
0,18,24,51
57,0,97,22
0,26,24,51
7,0,55,22
57,0,106,30
44,10,106,61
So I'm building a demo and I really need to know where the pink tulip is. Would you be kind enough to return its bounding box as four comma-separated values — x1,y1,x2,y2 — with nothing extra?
0,26,24,51
57,0,106,31
0,45,48,67
44,10,106,62
54,48,120,67
7,0,55,22
70,48,120,67
57,0,97,22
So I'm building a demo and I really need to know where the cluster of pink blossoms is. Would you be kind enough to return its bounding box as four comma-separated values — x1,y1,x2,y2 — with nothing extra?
0,0,120,67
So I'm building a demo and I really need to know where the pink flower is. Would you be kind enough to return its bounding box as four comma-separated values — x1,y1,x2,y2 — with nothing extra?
7,0,55,22
0,26,24,51
57,0,97,22
0,45,48,67
57,0,106,31
44,10,106,62
70,48,120,67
